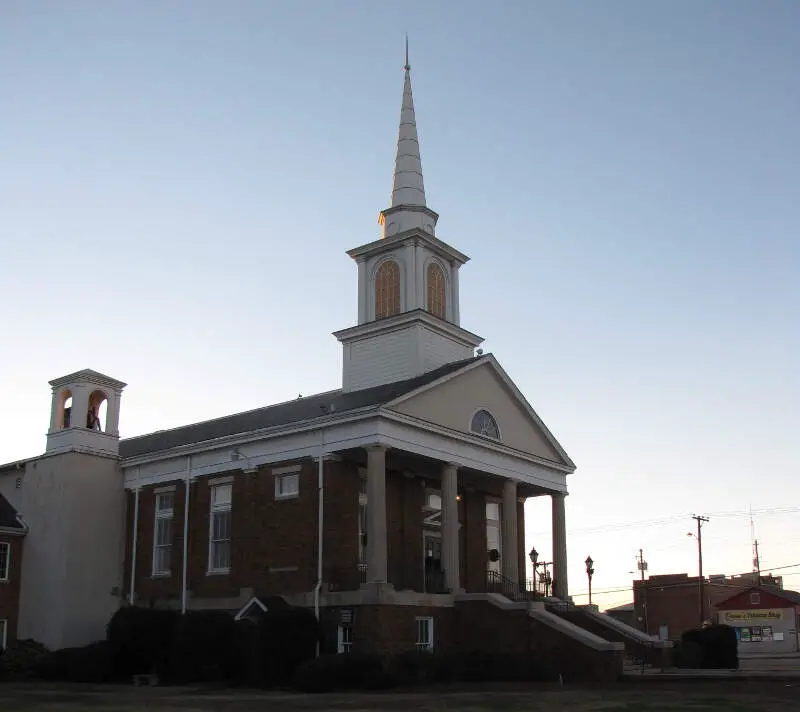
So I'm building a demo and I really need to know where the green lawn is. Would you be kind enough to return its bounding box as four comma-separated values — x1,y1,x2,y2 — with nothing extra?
0,681,797,712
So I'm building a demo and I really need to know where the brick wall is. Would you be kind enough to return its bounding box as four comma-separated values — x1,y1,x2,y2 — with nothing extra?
456,599,623,682
352,605,456,656
0,536,23,646
634,575,751,640
124,457,522,605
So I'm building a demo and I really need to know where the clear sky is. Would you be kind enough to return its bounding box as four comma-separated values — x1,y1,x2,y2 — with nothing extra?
2,1,798,612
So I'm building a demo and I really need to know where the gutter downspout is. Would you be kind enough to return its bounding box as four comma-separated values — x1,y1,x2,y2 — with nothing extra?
129,468,140,606
314,426,325,656
181,455,191,615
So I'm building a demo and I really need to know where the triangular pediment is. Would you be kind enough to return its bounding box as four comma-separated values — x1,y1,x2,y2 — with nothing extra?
387,356,575,470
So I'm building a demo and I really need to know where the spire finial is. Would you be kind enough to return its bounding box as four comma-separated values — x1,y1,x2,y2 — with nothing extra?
404,33,410,72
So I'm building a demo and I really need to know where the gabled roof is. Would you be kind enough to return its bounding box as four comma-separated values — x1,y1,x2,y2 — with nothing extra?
120,356,483,459
0,493,27,536
385,354,576,471
716,585,800,608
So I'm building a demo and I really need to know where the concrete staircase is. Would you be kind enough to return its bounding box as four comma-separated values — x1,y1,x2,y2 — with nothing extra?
545,600,672,669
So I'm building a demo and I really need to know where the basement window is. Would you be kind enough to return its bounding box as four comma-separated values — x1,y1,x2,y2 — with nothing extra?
415,616,434,652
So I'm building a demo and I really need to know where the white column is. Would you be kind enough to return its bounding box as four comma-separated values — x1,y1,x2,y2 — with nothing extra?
366,445,388,584
502,479,519,584
357,258,367,323
552,492,569,600
441,462,460,593
451,264,460,325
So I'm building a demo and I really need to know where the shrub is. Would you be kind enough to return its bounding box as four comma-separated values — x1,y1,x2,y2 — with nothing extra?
229,619,262,687
258,607,321,687
167,610,237,684
294,653,388,693
106,606,180,677
0,639,50,681
31,641,113,683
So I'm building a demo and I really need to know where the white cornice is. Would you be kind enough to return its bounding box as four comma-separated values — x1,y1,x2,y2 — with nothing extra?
120,405,383,468
378,408,574,475
385,354,576,472
49,369,127,391
346,229,470,265
333,309,483,348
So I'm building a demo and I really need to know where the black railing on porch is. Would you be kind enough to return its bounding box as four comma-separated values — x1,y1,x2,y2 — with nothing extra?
486,570,543,602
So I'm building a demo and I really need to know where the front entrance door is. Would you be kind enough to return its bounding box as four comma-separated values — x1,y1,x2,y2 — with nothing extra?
424,534,445,593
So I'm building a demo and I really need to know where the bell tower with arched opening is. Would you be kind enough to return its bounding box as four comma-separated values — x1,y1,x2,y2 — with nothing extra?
46,369,127,456
334,49,484,392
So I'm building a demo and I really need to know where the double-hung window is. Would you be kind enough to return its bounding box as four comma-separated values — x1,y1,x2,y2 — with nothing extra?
0,542,9,582
209,482,232,573
416,616,434,652
152,492,174,576
337,624,353,654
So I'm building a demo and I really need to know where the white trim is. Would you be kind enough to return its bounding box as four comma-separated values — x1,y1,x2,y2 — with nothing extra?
151,490,174,577
121,411,569,493
207,481,232,574
347,227,468,266
337,622,353,653
468,407,502,442
154,485,176,494
272,465,302,476
234,595,268,621
274,471,300,500
121,406,380,469
386,355,576,470
415,615,434,651
0,618,6,649
0,541,10,582
208,475,234,486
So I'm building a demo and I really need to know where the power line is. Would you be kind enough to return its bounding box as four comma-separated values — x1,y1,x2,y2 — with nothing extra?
568,562,800,599
527,506,800,538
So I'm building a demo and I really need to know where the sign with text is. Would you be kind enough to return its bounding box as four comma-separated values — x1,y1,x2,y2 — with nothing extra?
723,609,783,623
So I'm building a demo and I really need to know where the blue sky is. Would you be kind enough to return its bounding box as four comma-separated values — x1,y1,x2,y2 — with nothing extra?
2,0,798,610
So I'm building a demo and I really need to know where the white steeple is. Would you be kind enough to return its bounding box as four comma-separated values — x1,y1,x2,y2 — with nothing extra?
334,44,484,393
379,37,439,238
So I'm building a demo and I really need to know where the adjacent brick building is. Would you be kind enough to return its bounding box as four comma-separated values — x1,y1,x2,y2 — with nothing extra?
0,492,27,649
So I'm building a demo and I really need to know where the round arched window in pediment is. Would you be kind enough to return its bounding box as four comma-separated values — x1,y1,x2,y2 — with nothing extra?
470,409,500,440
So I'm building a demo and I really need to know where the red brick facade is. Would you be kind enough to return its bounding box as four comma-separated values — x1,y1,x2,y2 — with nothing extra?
634,573,769,640
124,457,528,604
0,535,23,647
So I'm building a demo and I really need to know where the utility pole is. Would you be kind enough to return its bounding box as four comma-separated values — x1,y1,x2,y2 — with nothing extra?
637,549,649,634
754,539,761,584
692,515,709,626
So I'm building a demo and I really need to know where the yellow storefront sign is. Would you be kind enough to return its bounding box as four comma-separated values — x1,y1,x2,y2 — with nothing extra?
723,609,783,623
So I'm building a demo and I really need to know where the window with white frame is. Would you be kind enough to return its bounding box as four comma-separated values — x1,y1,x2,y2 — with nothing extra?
0,619,6,650
358,487,368,564
416,616,434,651
152,492,174,576
750,591,761,605
209,482,232,573
337,624,353,654
0,542,9,581
275,471,299,500
486,501,502,573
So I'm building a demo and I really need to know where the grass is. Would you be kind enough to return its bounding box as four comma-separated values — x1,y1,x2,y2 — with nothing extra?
0,680,797,712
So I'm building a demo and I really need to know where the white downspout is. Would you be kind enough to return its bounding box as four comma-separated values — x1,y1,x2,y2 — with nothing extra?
181,455,191,615
129,468,140,606
314,426,324,655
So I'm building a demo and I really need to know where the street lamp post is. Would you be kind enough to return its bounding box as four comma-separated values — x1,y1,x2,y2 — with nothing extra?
585,555,595,606
529,547,538,594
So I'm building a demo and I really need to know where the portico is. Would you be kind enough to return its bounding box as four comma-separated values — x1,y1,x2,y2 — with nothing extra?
357,438,570,599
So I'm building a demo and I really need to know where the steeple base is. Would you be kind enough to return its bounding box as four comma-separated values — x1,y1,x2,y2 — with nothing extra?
334,310,483,392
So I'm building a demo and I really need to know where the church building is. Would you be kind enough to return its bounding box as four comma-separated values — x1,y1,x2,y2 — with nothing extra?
0,57,638,672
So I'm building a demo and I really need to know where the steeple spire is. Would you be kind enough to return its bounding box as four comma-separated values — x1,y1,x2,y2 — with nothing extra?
380,37,439,237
